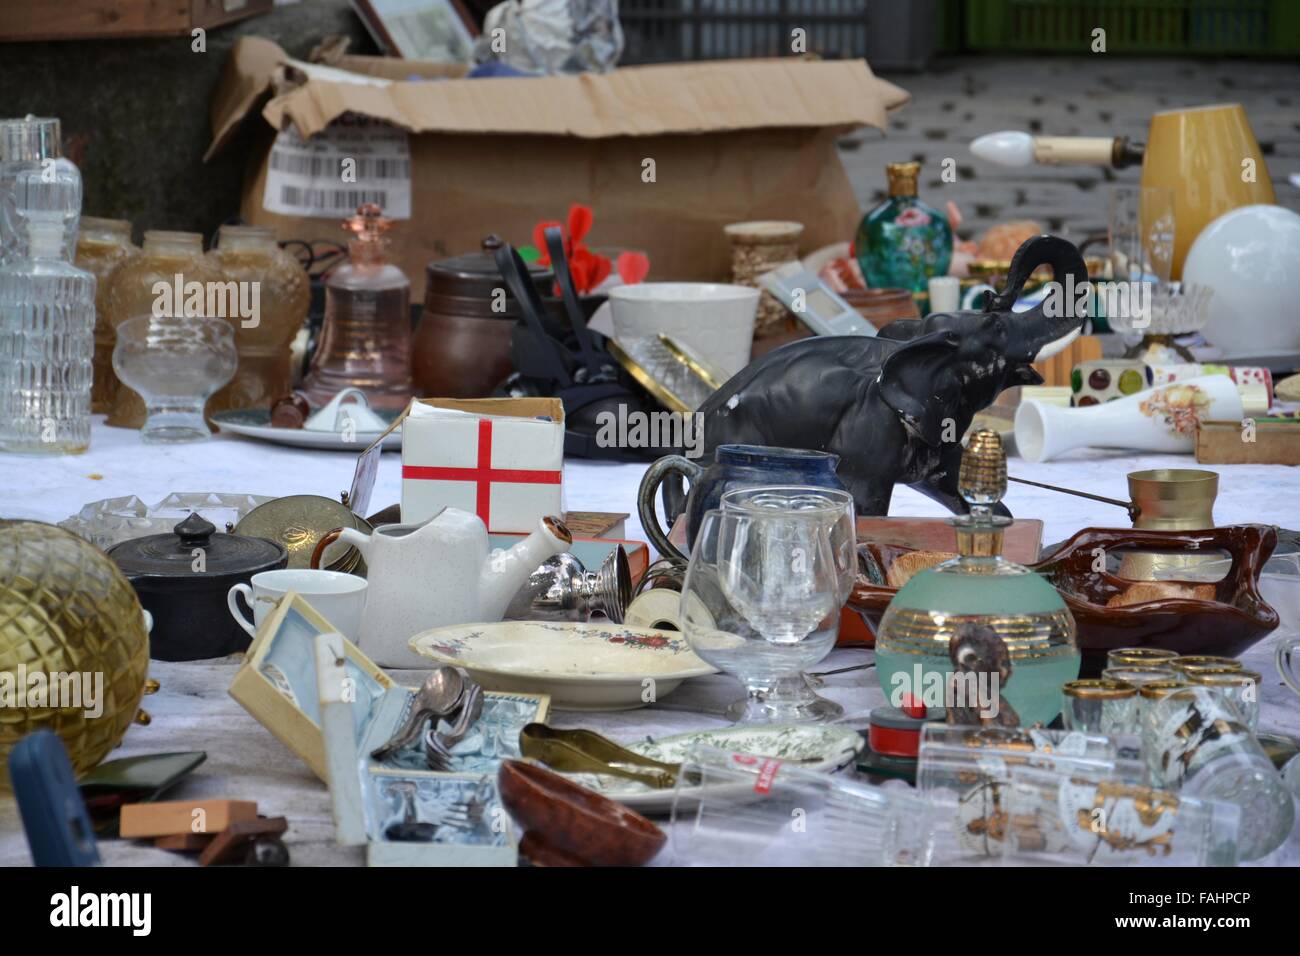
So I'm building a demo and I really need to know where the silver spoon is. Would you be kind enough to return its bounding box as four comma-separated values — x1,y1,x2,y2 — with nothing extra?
371,667,465,762
425,681,484,770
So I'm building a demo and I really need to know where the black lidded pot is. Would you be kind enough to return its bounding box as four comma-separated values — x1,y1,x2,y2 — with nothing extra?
108,512,288,661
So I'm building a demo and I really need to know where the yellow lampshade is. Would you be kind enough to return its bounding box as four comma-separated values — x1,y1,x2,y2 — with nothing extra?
1141,103,1275,280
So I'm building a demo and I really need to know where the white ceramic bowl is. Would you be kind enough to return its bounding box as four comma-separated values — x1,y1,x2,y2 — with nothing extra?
608,282,759,377
1183,204,1300,357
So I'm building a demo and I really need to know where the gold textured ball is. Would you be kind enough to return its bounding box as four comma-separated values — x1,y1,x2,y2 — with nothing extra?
0,522,149,779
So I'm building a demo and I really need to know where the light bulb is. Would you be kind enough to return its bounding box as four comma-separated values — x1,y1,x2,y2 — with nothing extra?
970,130,1035,167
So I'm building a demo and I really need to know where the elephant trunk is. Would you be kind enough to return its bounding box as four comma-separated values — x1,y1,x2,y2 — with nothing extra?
987,235,1090,363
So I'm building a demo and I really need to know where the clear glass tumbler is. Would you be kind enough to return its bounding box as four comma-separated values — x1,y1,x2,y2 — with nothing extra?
1143,686,1294,861
669,744,930,866
1000,767,1241,866
112,315,236,443
1062,678,1138,734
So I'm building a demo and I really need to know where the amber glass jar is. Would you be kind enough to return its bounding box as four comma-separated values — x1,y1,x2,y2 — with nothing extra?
74,217,137,413
207,225,309,414
104,230,223,428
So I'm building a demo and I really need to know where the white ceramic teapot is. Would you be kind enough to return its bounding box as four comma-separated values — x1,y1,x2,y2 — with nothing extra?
313,508,571,667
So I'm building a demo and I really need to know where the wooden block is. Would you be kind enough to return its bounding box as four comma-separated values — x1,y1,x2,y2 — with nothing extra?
198,817,288,868
562,511,629,539
120,799,258,839
154,833,216,852
1195,420,1300,465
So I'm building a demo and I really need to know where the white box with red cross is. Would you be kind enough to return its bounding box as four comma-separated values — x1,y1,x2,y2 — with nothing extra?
399,398,565,533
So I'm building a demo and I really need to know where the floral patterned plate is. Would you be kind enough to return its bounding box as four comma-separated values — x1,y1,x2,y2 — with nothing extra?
568,724,865,814
409,621,715,711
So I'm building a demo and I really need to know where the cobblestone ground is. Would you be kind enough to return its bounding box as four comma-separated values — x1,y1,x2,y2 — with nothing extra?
841,55,1300,244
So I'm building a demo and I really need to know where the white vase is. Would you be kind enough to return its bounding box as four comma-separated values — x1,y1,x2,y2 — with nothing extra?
1015,374,1243,463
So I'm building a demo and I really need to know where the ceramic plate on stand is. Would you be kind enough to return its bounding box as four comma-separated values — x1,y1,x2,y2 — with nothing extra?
212,408,402,451
568,724,865,814
409,621,715,711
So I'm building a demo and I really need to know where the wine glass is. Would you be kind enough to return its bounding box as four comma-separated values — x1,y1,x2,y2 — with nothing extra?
113,315,236,443
721,485,857,715
681,503,842,723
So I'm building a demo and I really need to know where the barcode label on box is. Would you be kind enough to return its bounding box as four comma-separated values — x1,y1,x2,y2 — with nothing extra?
262,122,411,219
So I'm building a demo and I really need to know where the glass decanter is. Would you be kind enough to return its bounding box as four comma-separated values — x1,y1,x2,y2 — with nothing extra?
874,430,1080,728
0,116,82,264
854,161,952,295
74,216,137,414
302,203,412,412
0,217,95,454
207,224,310,414
103,230,224,429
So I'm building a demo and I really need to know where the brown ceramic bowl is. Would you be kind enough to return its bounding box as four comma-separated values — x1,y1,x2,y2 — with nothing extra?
850,525,1280,677
497,760,666,867
1034,525,1278,675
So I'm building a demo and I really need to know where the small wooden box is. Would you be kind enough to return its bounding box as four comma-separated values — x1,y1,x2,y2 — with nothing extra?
1195,419,1300,465
228,594,549,783
0,0,274,41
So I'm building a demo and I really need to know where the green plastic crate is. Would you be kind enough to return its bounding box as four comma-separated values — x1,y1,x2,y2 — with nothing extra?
964,0,1300,55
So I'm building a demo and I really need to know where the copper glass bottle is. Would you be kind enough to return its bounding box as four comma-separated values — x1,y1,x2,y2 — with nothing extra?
207,224,309,414
74,217,137,413
104,230,223,429
302,203,412,412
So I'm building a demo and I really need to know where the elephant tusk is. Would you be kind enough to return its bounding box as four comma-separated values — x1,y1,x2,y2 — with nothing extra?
1032,326,1080,362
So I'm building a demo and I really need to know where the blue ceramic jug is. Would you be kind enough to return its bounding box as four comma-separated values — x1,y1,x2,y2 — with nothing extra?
637,444,846,560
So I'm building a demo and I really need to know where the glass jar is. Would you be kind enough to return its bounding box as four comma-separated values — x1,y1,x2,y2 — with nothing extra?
874,432,1080,727
1143,685,1294,860
854,161,952,296
74,217,137,413
104,231,224,429
302,203,411,412
207,225,309,415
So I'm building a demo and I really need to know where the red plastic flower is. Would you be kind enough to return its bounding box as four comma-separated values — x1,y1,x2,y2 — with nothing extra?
530,203,647,295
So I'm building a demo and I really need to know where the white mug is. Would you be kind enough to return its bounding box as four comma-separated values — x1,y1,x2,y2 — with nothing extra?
227,569,367,641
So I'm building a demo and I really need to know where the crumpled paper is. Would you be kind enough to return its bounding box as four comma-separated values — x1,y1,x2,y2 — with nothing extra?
474,0,624,74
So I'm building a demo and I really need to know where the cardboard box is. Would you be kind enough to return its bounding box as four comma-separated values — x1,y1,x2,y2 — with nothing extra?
400,398,565,531
206,37,909,299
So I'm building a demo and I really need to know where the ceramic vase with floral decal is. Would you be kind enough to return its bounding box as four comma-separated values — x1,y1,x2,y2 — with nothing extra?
855,162,952,295
1015,374,1242,463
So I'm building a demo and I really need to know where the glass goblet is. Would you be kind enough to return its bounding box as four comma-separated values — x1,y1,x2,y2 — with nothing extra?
681,506,841,724
113,315,236,443
721,485,857,716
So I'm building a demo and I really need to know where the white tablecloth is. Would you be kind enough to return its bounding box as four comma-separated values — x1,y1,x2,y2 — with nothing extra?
1,418,1297,866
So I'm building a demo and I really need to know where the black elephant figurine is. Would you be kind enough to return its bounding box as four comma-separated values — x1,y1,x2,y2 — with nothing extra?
688,234,1089,517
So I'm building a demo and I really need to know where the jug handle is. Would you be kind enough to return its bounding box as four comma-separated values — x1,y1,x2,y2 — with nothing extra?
637,456,703,562
310,527,345,570
1277,633,1300,700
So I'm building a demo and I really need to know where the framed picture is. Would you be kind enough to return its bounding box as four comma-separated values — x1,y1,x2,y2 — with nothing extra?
352,0,478,63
